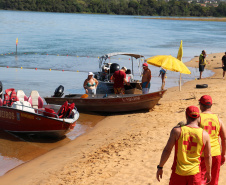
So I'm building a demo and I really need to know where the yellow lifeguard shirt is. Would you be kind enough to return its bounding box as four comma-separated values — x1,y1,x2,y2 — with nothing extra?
173,126,204,176
200,113,221,157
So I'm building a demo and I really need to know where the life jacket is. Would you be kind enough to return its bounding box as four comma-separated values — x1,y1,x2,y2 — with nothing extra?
3,88,18,107
64,103,75,118
57,101,69,118
57,101,75,118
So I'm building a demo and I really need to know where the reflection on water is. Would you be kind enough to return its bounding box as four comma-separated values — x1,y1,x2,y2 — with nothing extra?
0,156,23,176
0,113,105,176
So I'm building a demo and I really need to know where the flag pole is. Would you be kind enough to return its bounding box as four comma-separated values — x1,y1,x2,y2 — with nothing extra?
177,40,183,91
179,73,181,91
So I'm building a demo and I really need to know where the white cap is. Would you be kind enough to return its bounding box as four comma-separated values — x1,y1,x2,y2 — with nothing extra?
122,66,127,71
88,72,94,76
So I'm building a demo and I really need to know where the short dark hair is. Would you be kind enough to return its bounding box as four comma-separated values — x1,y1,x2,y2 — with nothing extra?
187,115,197,122
126,69,131,74
200,102,212,109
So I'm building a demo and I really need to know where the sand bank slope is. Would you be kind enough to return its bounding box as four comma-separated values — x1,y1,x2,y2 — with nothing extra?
0,52,226,185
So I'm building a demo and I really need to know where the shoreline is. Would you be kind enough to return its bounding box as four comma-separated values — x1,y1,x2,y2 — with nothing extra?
141,17,226,22
1,52,226,185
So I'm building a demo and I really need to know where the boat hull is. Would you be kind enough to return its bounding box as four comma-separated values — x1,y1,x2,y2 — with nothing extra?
44,90,166,113
0,106,76,137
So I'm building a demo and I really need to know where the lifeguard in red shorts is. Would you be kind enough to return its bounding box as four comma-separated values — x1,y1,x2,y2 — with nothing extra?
198,95,226,185
156,106,212,185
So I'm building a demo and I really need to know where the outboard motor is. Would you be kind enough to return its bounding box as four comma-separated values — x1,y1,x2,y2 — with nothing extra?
53,85,64,97
0,81,3,99
110,63,120,74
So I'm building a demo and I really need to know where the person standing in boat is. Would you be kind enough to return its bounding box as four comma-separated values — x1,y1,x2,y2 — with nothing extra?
142,63,151,94
112,67,130,94
83,72,99,95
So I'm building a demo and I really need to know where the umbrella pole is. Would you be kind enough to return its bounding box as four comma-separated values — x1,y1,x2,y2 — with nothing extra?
179,73,182,91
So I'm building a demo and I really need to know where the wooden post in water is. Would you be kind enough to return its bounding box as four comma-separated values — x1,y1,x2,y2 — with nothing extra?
16,38,18,55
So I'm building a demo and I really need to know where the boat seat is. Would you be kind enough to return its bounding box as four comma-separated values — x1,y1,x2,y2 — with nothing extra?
28,90,44,109
17,90,28,102
12,101,35,113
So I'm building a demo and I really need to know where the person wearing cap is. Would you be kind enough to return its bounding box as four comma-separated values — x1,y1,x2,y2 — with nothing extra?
199,50,207,79
222,52,226,79
83,72,99,95
156,105,211,185
198,95,226,185
142,63,151,94
112,66,130,94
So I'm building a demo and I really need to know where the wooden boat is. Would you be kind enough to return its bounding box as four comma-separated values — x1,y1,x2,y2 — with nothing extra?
0,88,79,138
44,90,167,113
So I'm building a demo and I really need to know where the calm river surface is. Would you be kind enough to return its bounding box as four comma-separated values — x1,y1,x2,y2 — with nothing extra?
0,10,225,176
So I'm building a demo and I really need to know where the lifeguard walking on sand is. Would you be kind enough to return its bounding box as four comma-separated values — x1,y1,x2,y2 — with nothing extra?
156,106,212,185
198,95,226,185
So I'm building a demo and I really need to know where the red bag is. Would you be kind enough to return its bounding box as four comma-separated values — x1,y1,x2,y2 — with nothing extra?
44,108,57,118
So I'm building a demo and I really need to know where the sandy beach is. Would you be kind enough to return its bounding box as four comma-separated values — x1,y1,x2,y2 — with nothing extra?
0,52,226,185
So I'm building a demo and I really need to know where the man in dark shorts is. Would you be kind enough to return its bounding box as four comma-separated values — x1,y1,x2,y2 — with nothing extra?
112,67,129,94
222,52,226,79
199,50,206,79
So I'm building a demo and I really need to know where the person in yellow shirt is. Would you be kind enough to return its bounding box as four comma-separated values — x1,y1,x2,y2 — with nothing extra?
198,95,226,185
199,50,207,79
156,106,211,185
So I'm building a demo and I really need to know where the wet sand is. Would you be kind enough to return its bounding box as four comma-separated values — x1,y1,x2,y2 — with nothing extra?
0,112,105,176
1,52,226,185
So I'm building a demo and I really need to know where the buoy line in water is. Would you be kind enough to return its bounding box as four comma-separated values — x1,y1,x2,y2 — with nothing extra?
0,65,199,81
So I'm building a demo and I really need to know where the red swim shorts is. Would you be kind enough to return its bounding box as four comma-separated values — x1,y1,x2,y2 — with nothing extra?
169,171,202,185
200,155,221,185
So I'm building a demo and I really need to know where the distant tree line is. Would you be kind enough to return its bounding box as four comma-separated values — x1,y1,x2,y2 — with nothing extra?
0,0,226,17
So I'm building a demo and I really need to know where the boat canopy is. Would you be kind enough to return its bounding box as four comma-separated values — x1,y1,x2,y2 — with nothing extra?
98,52,145,76
100,52,144,61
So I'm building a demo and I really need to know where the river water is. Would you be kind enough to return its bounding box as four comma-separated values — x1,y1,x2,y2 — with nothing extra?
0,10,226,176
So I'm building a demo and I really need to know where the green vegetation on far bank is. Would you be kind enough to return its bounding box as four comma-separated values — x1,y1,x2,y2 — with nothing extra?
0,0,226,17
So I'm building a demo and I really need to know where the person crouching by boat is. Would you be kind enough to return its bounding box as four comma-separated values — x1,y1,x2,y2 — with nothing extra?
142,63,151,94
83,72,99,95
112,67,130,94
159,68,166,90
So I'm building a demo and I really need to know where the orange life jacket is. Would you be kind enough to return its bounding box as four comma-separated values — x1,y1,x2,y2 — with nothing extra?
3,88,18,107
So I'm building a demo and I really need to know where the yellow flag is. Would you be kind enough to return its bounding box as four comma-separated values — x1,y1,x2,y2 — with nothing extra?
177,40,183,62
16,38,18,45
